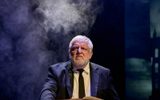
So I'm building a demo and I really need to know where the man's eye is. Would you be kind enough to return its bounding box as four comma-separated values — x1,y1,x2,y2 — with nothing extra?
71,47,78,51
81,48,87,50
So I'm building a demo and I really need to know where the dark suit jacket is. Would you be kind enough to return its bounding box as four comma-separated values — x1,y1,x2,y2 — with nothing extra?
40,61,120,100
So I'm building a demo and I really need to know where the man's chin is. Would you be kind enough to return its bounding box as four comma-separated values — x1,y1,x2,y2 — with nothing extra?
73,61,88,68
75,57,83,60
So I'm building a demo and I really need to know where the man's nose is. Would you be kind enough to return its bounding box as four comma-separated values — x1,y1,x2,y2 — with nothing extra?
77,48,82,53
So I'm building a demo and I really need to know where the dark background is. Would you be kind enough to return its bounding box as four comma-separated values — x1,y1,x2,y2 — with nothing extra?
89,0,124,100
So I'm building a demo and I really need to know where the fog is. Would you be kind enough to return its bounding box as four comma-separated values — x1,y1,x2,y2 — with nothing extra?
0,0,102,99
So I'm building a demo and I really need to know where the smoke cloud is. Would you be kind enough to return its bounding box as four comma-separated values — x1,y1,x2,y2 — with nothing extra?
0,0,102,100
34,0,101,34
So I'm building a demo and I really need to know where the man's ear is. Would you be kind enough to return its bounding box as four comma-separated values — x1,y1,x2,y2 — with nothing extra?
68,49,71,59
90,51,93,59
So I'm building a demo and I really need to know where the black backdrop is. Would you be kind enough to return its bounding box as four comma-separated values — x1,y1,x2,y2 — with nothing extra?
89,0,124,99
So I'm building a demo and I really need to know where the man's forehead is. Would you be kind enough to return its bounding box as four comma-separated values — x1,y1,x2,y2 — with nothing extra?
72,41,88,46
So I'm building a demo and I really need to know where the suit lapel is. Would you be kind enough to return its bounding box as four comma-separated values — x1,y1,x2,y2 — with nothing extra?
65,62,73,98
90,63,99,96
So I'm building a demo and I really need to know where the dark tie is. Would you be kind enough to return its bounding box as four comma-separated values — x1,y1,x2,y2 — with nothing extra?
77,69,85,98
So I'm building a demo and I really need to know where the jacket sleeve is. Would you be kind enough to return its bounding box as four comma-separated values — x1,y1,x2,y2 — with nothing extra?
105,70,120,100
97,68,120,100
39,67,58,100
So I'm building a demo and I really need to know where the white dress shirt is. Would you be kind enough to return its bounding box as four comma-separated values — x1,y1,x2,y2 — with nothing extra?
71,63,91,99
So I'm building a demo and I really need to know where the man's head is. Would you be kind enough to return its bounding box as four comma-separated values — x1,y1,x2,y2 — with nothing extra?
69,35,93,69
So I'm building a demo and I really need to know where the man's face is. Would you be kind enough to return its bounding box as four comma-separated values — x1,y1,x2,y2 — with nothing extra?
70,41,93,68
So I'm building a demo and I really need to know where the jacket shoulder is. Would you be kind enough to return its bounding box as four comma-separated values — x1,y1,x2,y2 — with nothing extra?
90,62,110,72
49,61,70,71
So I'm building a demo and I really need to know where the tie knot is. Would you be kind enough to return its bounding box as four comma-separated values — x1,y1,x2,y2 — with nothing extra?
77,69,84,74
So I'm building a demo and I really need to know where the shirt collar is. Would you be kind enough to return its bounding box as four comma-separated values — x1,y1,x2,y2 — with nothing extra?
83,62,89,74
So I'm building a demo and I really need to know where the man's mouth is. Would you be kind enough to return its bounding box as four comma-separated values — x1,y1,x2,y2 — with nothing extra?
75,56,83,59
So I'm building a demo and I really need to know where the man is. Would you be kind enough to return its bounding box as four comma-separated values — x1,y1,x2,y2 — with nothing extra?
40,35,120,100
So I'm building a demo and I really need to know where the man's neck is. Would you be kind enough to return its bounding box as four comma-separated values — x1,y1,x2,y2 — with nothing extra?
73,62,89,70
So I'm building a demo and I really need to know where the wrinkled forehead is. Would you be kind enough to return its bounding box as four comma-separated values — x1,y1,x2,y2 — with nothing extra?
69,35,93,50
71,40,89,47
